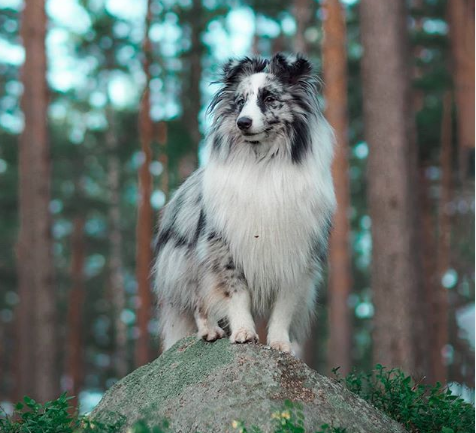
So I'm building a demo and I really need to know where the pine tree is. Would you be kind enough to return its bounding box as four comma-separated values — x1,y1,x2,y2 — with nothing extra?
16,0,58,401
66,216,86,406
135,0,154,367
360,0,423,373
322,0,352,375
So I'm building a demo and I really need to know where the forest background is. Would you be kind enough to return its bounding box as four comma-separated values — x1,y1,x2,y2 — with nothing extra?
0,0,474,414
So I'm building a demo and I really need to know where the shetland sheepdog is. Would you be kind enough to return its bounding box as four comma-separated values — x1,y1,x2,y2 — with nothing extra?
154,53,336,354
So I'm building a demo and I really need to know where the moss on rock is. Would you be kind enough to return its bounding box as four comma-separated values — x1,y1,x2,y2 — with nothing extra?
91,337,406,433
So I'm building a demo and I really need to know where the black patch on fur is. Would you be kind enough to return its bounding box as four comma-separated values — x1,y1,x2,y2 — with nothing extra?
193,209,206,245
174,234,189,248
154,228,171,256
225,258,235,270
292,91,313,113
156,201,206,256
290,116,311,164
269,53,313,86
212,135,222,152
222,57,268,85
207,231,223,243
257,87,275,114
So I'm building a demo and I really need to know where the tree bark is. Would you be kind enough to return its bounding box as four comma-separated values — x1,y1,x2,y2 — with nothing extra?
135,0,154,367
410,0,437,384
107,109,128,378
156,120,169,201
294,0,315,367
448,0,475,178
360,0,422,373
418,164,438,383
434,91,453,383
180,0,204,177
294,0,311,53
16,0,58,401
66,217,86,406
322,0,352,375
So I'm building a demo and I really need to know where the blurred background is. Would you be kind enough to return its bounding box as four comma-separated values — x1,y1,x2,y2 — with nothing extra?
0,0,474,414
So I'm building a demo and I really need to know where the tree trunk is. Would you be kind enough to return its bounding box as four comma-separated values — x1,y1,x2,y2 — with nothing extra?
66,217,86,406
322,0,352,375
180,0,204,177
16,0,58,401
156,120,169,201
434,91,453,383
107,109,129,378
294,0,310,53
418,164,438,383
135,0,154,367
407,0,433,379
448,0,475,178
294,0,316,368
360,0,422,373
410,0,437,384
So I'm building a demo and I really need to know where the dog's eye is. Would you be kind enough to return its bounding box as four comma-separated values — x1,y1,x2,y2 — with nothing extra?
265,95,276,103
236,98,245,108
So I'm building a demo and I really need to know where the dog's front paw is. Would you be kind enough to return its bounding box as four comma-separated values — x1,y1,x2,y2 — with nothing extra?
230,328,259,344
269,340,292,353
198,326,226,342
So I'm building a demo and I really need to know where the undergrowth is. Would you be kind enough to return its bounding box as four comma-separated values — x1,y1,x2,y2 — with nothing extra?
332,364,474,433
0,365,473,433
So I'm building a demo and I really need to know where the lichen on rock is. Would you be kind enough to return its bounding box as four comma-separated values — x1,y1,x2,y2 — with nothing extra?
91,337,406,433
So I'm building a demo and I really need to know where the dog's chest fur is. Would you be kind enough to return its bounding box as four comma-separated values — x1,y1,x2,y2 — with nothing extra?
203,156,329,294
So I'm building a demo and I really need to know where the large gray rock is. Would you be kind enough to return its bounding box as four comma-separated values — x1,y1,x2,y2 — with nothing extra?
91,337,406,432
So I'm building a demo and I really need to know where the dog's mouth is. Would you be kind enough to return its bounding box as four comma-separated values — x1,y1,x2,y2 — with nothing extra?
242,131,266,143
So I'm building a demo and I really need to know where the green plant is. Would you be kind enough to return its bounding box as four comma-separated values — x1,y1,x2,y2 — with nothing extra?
0,393,123,433
231,401,346,433
124,419,171,433
332,364,475,433
0,393,74,433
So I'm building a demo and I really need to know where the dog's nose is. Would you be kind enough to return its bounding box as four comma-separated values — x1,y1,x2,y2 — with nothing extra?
237,117,252,131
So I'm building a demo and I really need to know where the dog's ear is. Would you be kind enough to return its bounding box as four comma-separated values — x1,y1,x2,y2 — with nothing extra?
221,57,252,85
269,53,313,85
221,57,269,86
222,58,242,84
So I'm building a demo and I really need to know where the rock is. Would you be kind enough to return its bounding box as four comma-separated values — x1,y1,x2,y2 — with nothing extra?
91,337,406,433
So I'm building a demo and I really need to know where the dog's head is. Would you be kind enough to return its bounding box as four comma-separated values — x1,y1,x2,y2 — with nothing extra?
209,54,319,161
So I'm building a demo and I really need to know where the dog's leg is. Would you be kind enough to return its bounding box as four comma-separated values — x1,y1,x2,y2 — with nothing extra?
200,268,258,344
200,232,258,344
228,288,258,344
194,306,226,342
267,293,296,353
160,303,196,351
267,280,313,353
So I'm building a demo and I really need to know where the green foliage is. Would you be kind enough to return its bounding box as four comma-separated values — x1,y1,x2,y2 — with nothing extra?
0,393,74,433
332,364,475,433
2,370,474,433
0,393,123,433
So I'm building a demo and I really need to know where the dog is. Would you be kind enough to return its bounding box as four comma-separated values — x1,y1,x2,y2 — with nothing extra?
153,53,336,353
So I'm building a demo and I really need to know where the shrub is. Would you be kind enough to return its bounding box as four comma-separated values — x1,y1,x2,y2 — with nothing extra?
0,393,123,433
332,364,475,433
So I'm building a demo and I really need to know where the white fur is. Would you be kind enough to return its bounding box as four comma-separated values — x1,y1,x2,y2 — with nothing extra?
203,121,335,304
237,73,267,135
